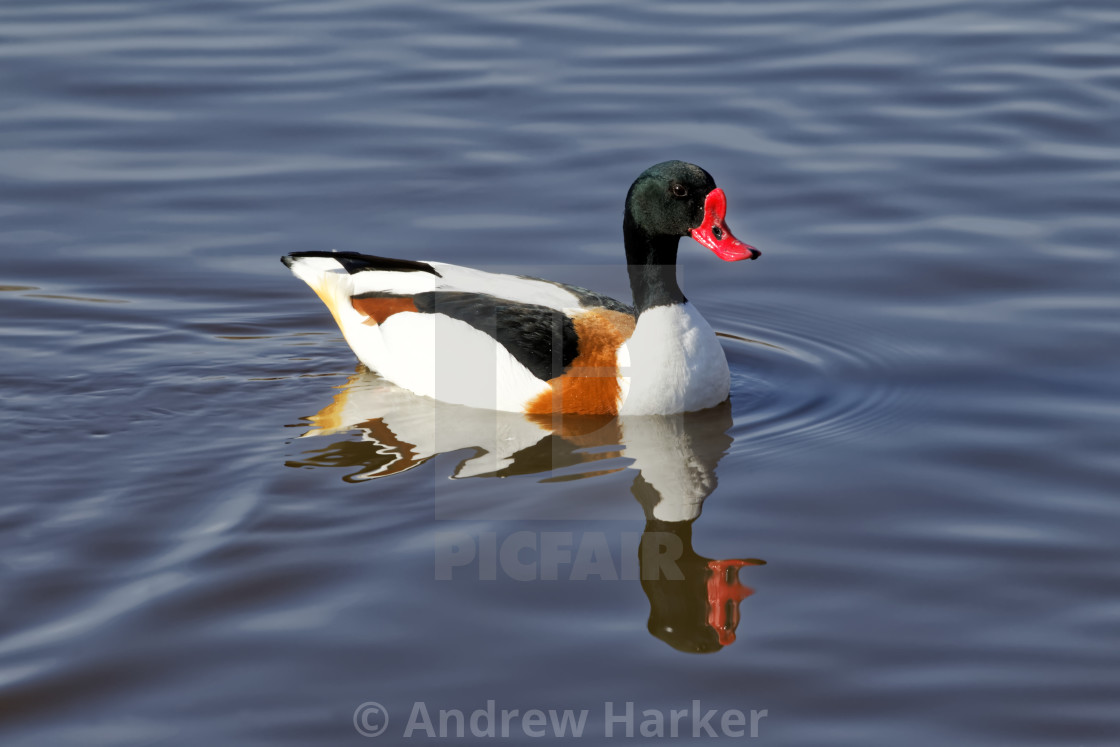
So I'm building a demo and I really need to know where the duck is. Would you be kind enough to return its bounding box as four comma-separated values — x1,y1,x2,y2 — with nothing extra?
281,160,760,416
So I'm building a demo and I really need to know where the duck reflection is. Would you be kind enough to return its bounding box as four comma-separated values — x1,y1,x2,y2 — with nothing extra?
287,370,765,653
638,521,764,653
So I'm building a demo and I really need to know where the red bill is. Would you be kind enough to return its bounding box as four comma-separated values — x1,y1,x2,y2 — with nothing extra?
689,188,760,261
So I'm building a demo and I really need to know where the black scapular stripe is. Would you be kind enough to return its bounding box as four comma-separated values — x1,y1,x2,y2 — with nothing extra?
416,292,578,381
283,251,441,277
353,290,579,381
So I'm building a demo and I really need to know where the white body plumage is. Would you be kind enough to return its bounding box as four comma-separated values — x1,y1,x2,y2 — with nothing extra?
286,254,730,415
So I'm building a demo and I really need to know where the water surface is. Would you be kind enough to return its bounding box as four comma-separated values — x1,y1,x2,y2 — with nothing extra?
2,0,1119,744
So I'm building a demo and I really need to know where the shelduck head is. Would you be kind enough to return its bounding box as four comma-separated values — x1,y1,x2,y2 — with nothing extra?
625,161,760,262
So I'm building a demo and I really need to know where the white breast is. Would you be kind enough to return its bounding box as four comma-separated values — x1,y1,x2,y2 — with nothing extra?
617,303,731,415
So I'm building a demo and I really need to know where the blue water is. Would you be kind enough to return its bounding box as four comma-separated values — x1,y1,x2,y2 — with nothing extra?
2,1,1119,744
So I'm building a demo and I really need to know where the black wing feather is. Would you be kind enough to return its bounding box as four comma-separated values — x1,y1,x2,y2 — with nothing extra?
350,290,580,381
283,251,441,277
413,292,578,381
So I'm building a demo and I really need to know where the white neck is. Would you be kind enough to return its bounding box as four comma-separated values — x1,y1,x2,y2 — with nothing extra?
617,302,731,415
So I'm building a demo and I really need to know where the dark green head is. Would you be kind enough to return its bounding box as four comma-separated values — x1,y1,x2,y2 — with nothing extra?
625,160,716,237
624,161,758,262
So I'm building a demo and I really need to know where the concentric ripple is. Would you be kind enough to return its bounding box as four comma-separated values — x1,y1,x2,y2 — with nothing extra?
711,301,918,458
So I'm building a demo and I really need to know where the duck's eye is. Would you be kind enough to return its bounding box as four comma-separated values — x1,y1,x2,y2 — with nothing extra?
671,183,688,198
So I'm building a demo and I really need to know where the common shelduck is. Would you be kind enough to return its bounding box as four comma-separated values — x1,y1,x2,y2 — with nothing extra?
282,161,760,415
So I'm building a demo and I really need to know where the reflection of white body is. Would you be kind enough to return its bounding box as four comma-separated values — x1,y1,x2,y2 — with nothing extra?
304,373,552,478
302,373,730,520
620,413,718,522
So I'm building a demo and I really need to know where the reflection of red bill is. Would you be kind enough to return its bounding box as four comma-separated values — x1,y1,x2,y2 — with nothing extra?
706,558,762,645
690,188,760,262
